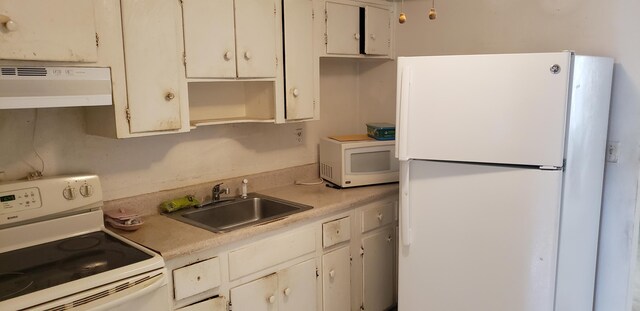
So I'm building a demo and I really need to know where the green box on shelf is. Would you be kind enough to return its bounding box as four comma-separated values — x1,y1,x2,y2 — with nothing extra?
366,123,395,140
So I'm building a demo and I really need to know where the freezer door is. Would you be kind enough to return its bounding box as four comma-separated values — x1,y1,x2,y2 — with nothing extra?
398,160,562,311
396,52,571,167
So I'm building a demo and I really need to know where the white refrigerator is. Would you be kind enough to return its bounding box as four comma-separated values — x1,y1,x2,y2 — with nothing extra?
395,52,614,311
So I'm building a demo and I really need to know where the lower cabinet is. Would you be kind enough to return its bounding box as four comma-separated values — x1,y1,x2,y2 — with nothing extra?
168,196,398,311
322,246,351,311
362,226,395,311
230,259,317,311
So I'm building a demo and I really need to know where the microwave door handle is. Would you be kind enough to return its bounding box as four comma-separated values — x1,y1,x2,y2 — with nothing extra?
396,66,412,161
400,160,412,246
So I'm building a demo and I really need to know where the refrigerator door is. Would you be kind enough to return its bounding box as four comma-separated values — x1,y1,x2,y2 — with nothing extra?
398,160,562,311
396,52,571,167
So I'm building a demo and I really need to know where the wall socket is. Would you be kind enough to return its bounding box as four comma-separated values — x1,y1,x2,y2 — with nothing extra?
294,127,304,144
606,141,620,163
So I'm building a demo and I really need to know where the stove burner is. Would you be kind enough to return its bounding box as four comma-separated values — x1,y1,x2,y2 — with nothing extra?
0,272,33,301
57,236,101,251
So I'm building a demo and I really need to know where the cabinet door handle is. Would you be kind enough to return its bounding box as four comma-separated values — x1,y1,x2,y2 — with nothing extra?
354,33,360,40
4,19,17,31
329,270,335,278
267,295,276,304
223,51,233,61
165,92,175,101
244,51,252,60
292,88,300,98
377,213,383,222
283,287,292,296
370,34,376,40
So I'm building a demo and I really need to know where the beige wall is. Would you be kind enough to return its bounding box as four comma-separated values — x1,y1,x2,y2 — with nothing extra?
386,0,640,310
0,60,364,201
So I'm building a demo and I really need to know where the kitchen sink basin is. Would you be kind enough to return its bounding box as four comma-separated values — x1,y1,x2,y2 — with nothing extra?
165,195,313,232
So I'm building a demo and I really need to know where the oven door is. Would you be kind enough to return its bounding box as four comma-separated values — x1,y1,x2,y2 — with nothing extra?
30,269,169,311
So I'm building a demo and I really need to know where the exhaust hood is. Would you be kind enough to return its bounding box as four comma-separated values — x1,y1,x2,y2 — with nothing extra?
0,66,113,109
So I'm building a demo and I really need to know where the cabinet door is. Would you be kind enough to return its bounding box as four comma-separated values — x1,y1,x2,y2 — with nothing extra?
322,246,351,311
362,227,395,311
283,0,314,120
363,6,390,56
182,0,236,78
0,0,97,62
121,0,184,133
325,2,360,55
278,259,317,311
235,0,277,78
231,274,278,311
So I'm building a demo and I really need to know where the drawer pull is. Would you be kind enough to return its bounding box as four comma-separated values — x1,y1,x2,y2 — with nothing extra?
284,287,292,296
329,270,335,279
377,213,383,222
268,295,276,304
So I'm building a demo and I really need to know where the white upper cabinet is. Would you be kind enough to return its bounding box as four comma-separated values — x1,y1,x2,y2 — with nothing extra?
325,2,360,55
235,0,277,78
283,0,316,120
324,1,392,57
0,0,98,62
120,0,186,133
182,0,278,79
182,0,236,78
363,5,391,56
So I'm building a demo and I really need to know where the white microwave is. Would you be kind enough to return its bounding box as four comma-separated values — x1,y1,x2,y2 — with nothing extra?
319,138,399,188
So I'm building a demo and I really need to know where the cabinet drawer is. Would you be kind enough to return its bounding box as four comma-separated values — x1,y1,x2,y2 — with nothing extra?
361,201,396,233
228,227,315,280
177,296,227,311
322,216,351,248
173,257,221,301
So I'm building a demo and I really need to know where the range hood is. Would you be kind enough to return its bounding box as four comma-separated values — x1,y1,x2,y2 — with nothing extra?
0,66,113,109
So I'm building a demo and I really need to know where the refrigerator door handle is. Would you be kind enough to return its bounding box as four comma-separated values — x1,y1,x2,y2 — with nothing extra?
396,66,412,161
400,160,412,246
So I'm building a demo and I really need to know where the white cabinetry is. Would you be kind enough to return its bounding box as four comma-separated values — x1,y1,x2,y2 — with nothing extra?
355,199,397,311
0,0,98,62
120,0,187,133
182,0,277,79
182,0,283,126
362,226,395,311
167,196,398,311
231,259,316,311
322,246,351,311
323,1,392,58
282,0,318,121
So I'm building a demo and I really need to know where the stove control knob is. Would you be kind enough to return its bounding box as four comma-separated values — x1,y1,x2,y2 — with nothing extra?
80,184,93,197
63,186,77,200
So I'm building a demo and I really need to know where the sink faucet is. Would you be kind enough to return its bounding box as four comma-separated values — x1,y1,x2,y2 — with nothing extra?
212,183,230,203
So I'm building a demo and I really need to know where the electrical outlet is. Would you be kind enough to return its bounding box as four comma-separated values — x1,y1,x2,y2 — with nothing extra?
606,141,620,163
294,127,304,144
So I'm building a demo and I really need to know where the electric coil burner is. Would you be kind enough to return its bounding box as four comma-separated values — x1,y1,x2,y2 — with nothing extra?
0,175,169,311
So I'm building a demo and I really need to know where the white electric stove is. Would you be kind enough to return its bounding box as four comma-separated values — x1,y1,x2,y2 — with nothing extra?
0,175,169,311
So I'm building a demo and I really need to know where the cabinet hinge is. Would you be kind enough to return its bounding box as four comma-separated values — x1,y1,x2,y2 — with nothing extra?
125,108,131,122
274,3,277,15
179,0,183,5
183,52,187,66
312,8,315,20
324,33,328,45
95,33,99,47
360,246,365,257
316,266,319,278
325,9,328,22
361,304,365,311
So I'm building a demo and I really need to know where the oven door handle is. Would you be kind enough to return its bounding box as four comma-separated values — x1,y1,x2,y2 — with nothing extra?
92,273,167,311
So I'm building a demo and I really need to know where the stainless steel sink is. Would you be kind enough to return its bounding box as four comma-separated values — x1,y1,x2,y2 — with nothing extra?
165,194,312,232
